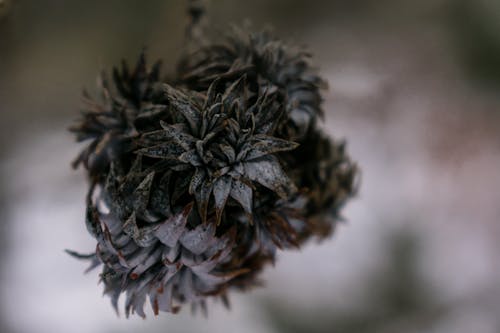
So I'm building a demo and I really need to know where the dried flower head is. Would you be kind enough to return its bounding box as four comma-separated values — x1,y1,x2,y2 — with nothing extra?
68,3,359,317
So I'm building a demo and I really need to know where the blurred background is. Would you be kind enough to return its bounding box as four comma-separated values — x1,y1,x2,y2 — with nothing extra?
1,0,500,332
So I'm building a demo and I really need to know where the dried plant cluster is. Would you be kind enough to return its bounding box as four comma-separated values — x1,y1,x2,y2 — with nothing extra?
69,24,358,317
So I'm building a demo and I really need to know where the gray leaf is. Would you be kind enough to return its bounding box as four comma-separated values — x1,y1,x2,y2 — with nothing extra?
132,172,155,214
203,78,221,109
179,149,203,166
150,281,178,314
123,212,139,238
179,222,216,255
127,155,142,176
189,168,206,195
244,135,299,161
118,246,151,269
229,179,253,215
85,202,101,238
134,225,159,247
195,180,213,224
222,76,245,107
243,155,297,198
178,269,196,303
100,212,122,236
135,141,184,160
213,176,232,224
129,246,162,278
219,144,235,163
139,129,174,144
134,105,167,125
149,171,172,216
155,203,193,247
159,84,201,135
162,243,180,264
159,121,196,150
64,250,101,273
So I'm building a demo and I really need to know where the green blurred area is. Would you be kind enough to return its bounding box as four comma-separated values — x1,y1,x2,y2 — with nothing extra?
449,0,500,86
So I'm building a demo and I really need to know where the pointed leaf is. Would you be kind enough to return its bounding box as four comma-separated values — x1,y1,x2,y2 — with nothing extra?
229,179,252,215
195,180,213,224
155,203,193,247
64,250,101,273
158,84,201,135
149,171,172,216
134,225,160,247
244,135,299,161
85,202,101,238
129,247,162,277
213,176,232,224
123,212,139,238
179,149,203,166
219,144,235,163
150,281,177,314
159,121,196,150
162,243,180,264
132,172,155,214
203,77,221,109
189,168,206,195
222,75,245,107
243,155,296,198
179,222,216,255
135,141,184,159
119,246,152,269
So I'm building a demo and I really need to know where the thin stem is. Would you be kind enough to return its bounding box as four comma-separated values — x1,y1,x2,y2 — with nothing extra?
184,0,208,53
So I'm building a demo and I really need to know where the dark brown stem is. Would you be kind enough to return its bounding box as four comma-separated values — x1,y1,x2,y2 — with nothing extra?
185,0,207,53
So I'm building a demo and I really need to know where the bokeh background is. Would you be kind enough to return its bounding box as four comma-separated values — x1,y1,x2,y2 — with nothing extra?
1,0,500,332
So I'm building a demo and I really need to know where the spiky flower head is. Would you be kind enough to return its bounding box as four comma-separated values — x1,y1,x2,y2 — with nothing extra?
70,53,163,177
178,26,327,140
69,4,358,318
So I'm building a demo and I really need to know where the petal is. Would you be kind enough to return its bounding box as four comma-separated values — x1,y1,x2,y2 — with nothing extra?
135,141,185,160
213,176,232,224
155,203,193,247
179,222,216,255
157,84,201,135
243,155,296,198
159,121,197,150
189,168,206,195
229,179,252,215
132,172,155,214
195,180,213,224
179,149,204,166
129,246,162,278
243,135,299,161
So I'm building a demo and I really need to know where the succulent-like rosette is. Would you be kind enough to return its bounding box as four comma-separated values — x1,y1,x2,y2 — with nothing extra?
178,27,326,139
69,17,359,317
138,78,299,224
70,53,164,176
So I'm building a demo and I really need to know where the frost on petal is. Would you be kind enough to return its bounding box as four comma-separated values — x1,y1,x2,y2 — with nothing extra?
243,155,297,198
213,176,232,224
244,135,299,161
194,180,213,224
132,172,155,215
135,141,184,160
229,179,253,215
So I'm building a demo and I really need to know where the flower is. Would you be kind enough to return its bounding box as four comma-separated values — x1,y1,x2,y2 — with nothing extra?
69,21,358,317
